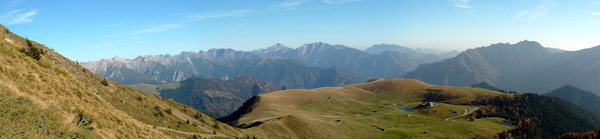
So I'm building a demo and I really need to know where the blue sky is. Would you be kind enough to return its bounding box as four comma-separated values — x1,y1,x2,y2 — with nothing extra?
1,0,599,62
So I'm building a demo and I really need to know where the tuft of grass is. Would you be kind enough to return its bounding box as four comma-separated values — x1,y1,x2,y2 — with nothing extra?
20,40,44,61
164,108,172,115
74,108,94,130
0,93,97,138
194,113,202,119
100,78,109,86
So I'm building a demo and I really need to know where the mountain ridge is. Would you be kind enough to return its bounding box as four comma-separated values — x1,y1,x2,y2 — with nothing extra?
365,44,418,54
82,42,447,88
404,40,597,94
251,42,451,78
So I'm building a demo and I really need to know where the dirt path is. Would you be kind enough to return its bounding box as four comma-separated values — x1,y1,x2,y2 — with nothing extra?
154,126,227,138
445,106,480,121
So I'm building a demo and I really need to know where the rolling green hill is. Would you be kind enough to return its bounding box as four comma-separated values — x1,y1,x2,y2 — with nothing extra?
220,78,514,138
220,78,600,138
471,82,502,91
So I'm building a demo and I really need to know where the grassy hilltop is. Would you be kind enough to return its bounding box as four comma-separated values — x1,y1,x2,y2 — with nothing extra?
221,78,513,138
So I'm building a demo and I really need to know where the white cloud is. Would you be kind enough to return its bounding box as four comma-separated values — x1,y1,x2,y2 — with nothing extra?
272,0,359,10
452,0,478,16
515,10,531,18
514,0,556,20
272,0,306,9
132,24,184,35
0,9,37,25
458,9,479,17
453,0,471,8
187,10,252,21
320,0,361,4
589,12,600,16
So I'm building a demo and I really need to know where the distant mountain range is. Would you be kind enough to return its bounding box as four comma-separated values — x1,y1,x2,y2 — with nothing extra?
546,85,600,114
365,44,414,54
365,44,460,58
83,55,368,89
253,42,455,78
159,75,288,117
82,42,455,88
404,40,600,95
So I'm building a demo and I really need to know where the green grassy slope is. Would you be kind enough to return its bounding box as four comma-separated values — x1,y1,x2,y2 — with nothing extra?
221,78,512,138
0,24,240,138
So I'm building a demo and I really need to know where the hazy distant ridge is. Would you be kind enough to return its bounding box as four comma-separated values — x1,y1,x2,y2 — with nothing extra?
405,40,600,95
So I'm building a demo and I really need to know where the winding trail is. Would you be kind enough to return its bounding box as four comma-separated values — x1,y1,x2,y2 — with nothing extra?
155,126,227,138
445,106,480,121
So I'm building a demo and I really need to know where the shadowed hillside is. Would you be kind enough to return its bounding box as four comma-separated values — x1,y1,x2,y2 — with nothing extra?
556,129,600,139
472,93,600,138
404,40,552,87
159,75,289,116
546,85,600,114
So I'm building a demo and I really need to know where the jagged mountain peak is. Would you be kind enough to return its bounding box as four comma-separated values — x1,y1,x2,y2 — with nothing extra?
299,42,347,50
252,43,292,56
111,56,125,61
515,40,543,46
270,43,289,48
206,48,236,52
484,40,547,52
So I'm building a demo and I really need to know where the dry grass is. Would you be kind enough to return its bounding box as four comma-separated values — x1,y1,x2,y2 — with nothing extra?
0,24,241,138
125,82,181,95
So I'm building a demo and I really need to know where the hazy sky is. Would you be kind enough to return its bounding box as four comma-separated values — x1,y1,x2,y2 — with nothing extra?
1,0,599,62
